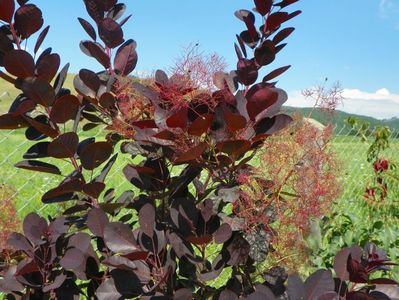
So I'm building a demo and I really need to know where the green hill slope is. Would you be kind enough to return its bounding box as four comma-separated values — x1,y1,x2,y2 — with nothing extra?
282,106,399,132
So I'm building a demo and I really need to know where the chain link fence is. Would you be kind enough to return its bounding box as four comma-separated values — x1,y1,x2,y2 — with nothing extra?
0,122,398,218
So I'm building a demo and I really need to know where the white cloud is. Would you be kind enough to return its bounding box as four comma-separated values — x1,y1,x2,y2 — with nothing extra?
286,88,399,120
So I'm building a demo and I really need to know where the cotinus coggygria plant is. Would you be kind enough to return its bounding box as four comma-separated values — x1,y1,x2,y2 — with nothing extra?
0,0,398,299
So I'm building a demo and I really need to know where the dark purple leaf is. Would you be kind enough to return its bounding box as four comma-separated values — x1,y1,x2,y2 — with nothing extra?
0,0,15,23
273,27,295,45
304,270,335,300
50,94,80,123
214,223,232,244
15,160,61,175
173,288,192,300
42,274,67,293
104,222,139,254
79,68,101,92
80,40,110,69
262,65,291,82
246,83,278,120
174,142,207,164
287,274,305,300
254,40,275,66
21,77,56,106
139,204,155,237
254,0,272,16
0,113,28,129
60,248,85,270
23,212,47,244
94,153,118,182
53,63,70,95
34,25,50,54
23,141,49,159
23,114,58,138
87,208,109,237
35,53,60,82
48,132,79,158
83,182,105,198
7,233,33,252
334,246,362,281
14,4,43,39
3,49,34,78
96,278,121,300
107,3,126,20
42,179,84,203
234,9,255,23
99,92,115,108
83,0,104,23
219,289,238,300
119,14,131,26
236,58,258,86
114,39,137,75
80,141,113,170
98,17,124,48
78,17,96,40
247,284,276,300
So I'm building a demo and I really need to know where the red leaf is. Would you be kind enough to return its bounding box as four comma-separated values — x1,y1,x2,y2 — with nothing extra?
23,115,59,138
114,39,137,75
139,204,155,237
216,140,251,160
48,132,79,158
80,41,111,69
246,83,278,120
186,234,212,245
98,17,124,48
42,179,84,202
243,16,258,41
237,58,258,86
50,95,80,123
262,65,291,82
79,68,101,92
80,141,113,170
36,53,60,82
214,223,232,244
83,182,106,198
78,17,97,40
3,49,34,78
254,40,276,66
15,160,61,175
21,77,56,107
273,27,295,45
166,107,188,129
14,4,43,39
223,108,247,133
34,25,50,54
99,92,116,108
188,113,214,136
174,142,207,164
0,0,15,23
0,113,29,129
83,0,104,23
266,12,289,33
254,0,272,16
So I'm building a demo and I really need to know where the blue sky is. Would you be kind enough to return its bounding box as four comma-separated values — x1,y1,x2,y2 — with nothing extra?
33,0,399,119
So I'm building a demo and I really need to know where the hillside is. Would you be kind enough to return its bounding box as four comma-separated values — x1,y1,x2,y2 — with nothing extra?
282,106,399,132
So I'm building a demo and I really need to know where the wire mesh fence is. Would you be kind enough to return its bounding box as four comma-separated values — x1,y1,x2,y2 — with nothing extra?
0,123,398,217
